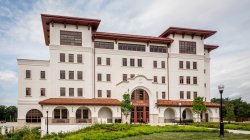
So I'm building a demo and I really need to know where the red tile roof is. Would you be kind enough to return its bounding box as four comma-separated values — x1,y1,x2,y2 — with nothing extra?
157,100,220,107
159,27,216,38
204,44,219,52
93,32,173,44
39,98,121,106
41,14,101,45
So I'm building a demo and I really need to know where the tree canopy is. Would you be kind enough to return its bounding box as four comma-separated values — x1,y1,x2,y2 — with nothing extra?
121,92,133,120
192,97,206,122
0,105,17,122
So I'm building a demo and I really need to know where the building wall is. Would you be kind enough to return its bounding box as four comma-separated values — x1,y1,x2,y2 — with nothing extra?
17,22,218,129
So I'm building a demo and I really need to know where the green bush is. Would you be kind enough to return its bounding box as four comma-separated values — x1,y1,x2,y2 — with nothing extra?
187,122,250,131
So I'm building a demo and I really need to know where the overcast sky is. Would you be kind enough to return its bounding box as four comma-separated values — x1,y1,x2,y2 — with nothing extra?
0,0,250,105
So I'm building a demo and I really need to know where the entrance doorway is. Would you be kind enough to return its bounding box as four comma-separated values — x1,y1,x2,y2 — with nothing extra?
131,89,149,123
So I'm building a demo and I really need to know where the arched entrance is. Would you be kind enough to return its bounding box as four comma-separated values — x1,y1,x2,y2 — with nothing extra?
98,107,113,123
131,89,149,123
182,108,193,120
76,107,92,123
26,109,43,123
164,108,175,123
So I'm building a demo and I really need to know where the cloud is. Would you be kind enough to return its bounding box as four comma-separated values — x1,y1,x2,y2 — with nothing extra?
0,70,17,83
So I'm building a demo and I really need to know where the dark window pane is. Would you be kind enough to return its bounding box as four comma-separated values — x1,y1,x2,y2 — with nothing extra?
60,30,82,46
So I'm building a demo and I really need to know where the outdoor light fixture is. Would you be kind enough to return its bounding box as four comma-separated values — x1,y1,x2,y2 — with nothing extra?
218,84,224,137
46,107,49,135
179,102,182,124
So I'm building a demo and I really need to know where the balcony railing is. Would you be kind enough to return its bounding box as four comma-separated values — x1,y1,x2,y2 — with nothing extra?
52,119,69,123
76,119,92,123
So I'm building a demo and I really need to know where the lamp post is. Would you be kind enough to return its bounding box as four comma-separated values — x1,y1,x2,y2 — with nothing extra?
46,107,49,135
218,84,224,137
179,102,182,124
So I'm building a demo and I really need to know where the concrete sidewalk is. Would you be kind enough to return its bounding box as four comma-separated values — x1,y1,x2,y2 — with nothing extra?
226,129,250,134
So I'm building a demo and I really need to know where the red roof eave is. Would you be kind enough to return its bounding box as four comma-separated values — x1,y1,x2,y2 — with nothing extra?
39,98,121,106
159,27,216,39
157,100,221,108
93,32,173,44
204,44,219,52
41,14,101,46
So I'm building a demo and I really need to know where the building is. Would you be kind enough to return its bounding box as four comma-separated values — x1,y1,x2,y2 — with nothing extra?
17,14,220,134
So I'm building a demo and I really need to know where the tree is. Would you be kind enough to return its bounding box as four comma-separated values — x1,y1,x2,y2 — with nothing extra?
225,102,235,123
192,97,206,122
121,92,133,124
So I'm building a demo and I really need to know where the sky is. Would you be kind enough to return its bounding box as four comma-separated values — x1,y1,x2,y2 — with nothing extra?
0,0,250,105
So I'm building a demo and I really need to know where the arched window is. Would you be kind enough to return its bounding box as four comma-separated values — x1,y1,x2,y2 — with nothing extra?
26,109,43,123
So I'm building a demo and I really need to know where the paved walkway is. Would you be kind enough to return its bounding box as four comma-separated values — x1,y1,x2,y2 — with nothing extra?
225,129,250,134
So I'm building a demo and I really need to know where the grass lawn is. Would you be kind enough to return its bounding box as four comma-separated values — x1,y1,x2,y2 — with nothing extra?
120,132,250,140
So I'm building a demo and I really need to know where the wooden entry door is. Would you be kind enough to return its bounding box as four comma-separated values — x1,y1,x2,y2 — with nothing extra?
205,113,209,122
131,89,149,123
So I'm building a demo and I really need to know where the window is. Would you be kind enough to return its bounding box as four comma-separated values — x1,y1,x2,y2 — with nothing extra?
179,61,183,69
55,109,68,119
204,83,207,88
180,91,184,99
60,53,65,62
60,30,82,46
26,70,31,78
26,88,31,96
179,76,184,84
97,73,102,81
150,45,167,53
69,54,74,63
153,61,157,68
162,92,166,99
193,62,197,69
26,109,42,123
60,87,66,96
69,88,74,96
118,43,146,52
204,69,206,74
187,91,191,99
40,88,45,96
69,71,74,80
162,76,165,84
77,71,83,80
153,76,157,83
97,57,101,65
106,58,110,65
138,59,142,67
106,74,111,81
40,71,45,79
123,74,127,81
161,61,165,68
77,54,82,63
130,59,135,66
193,77,197,84
193,92,198,99
122,58,127,66
60,70,65,79
130,74,135,78
94,41,114,49
107,90,111,98
78,88,83,96
98,90,102,97
186,76,190,84
179,41,196,54
186,61,190,69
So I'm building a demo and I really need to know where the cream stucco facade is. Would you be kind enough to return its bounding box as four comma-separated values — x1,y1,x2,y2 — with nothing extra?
17,14,220,135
